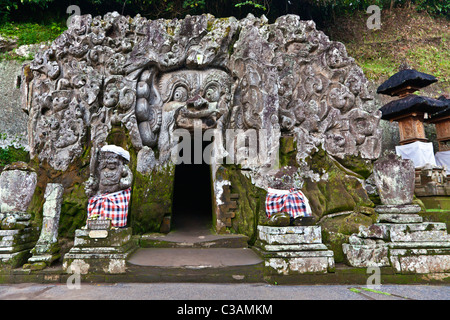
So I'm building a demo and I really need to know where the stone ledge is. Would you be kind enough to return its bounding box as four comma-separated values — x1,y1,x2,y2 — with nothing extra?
254,241,329,252
390,251,450,274
377,213,423,223
342,243,390,268
0,263,449,284
375,204,421,214
74,228,133,248
257,226,322,245
263,256,335,275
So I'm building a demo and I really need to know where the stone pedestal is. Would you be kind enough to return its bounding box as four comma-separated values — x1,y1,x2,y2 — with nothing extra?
63,227,137,274
254,226,335,275
343,204,450,273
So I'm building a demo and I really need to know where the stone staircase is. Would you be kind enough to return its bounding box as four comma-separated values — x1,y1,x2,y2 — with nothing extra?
126,227,265,283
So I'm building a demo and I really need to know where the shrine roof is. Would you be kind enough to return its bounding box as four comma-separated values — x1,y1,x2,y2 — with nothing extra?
377,69,437,96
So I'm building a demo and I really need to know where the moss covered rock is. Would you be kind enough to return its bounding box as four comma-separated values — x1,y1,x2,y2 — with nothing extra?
303,147,375,219
214,165,266,243
129,164,175,234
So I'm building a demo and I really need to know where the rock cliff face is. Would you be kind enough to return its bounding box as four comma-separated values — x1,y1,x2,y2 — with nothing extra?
22,12,382,241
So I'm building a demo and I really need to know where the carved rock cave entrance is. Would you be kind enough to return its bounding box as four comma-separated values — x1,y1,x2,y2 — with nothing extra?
171,137,213,233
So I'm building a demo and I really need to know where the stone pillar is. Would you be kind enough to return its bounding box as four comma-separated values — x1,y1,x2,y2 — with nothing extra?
25,183,64,269
372,152,415,205
254,226,335,275
343,153,450,273
0,162,39,268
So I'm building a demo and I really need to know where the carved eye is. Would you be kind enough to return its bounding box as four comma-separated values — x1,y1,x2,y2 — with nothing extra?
172,86,188,102
204,85,220,102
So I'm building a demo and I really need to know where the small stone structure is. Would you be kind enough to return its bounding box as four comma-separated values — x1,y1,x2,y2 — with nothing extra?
63,227,136,274
0,162,39,268
254,226,335,274
63,144,135,274
343,153,450,273
25,183,64,269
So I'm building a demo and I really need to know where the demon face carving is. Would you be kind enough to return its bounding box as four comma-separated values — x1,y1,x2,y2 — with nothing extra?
136,68,233,148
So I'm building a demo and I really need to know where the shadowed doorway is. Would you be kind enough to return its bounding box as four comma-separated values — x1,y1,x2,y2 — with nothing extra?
171,137,213,233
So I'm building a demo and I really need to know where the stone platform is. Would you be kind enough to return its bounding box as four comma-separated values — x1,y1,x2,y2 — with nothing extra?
63,227,137,274
254,226,335,275
0,227,40,268
343,204,450,274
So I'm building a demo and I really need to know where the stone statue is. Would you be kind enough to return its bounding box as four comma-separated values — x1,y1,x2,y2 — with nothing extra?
85,145,133,228
23,12,381,173
86,145,132,197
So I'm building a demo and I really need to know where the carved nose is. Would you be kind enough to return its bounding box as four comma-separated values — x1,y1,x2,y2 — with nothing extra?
186,95,208,110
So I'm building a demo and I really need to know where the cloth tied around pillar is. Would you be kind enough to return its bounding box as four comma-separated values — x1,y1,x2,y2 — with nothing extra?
87,187,131,228
265,188,313,226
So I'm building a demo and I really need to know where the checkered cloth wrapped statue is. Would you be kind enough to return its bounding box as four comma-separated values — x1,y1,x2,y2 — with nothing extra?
88,187,131,228
86,145,133,228
265,188,313,226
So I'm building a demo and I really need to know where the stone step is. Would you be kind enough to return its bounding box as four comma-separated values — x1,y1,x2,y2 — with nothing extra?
139,232,249,249
126,247,264,282
358,222,449,242
128,247,262,267
126,262,264,283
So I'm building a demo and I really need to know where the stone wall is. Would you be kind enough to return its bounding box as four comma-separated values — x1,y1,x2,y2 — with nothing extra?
0,60,28,149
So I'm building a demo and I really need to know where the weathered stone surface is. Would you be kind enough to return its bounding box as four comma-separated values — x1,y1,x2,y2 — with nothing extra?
255,225,335,274
0,250,32,269
255,242,329,252
264,256,334,275
0,60,29,149
389,223,449,242
258,226,322,244
377,213,423,224
27,183,64,266
0,227,39,248
73,228,132,248
63,227,136,274
357,224,390,240
0,226,39,268
374,204,421,214
0,166,37,213
373,153,415,205
342,243,390,267
344,202,450,272
389,248,450,274
136,146,157,174
21,12,381,237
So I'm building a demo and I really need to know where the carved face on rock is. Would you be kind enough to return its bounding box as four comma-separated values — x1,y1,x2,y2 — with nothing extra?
159,69,233,131
98,151,126,194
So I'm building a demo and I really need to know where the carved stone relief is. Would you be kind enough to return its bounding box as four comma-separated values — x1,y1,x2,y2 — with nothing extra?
21,12,383,235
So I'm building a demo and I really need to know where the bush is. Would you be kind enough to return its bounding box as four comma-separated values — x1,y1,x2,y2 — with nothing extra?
415,0,450,16
0,146,30,167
